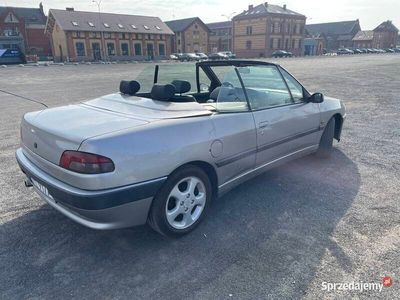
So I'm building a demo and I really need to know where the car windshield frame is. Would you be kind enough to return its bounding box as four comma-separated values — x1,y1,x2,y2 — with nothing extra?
196,60,311,113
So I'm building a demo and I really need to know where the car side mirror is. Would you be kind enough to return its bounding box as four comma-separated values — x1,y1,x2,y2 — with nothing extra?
307,92,324,103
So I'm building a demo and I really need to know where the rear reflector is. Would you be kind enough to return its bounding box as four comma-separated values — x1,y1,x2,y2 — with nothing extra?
59,151,115,174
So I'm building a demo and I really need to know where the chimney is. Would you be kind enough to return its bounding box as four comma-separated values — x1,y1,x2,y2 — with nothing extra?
283,4,287,10
248,5,254,10
66,7,74,11
39,2,44,13
264,2,268,7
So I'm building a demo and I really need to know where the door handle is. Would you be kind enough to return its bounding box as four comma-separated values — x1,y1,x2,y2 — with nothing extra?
258,121,269,129
258,121,269,135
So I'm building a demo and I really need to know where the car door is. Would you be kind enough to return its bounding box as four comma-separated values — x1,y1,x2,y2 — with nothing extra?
209,66,257,186
237,65,321,167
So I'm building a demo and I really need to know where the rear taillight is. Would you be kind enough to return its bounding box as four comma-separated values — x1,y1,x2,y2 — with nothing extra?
59,151,115,174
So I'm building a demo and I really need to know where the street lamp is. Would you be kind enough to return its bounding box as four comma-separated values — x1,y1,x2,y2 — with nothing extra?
92,0,107,61
221,12,236,20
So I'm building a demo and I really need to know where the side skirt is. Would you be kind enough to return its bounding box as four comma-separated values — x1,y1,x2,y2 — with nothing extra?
217,145,318,196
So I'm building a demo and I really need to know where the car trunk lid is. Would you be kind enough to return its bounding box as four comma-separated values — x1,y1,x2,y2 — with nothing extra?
21,104,149,165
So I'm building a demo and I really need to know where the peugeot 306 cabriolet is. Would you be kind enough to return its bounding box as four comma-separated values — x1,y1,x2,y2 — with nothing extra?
16,60,345,237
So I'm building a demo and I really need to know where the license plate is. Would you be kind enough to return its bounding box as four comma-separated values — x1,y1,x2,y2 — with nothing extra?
31,178,54,200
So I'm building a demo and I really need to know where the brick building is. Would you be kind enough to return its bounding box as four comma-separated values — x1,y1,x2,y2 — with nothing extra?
352,21,398,49
352,30,374,49
232,3,306,58
303,34,326,55
305,20,361,51
165,17,210,53
372,20,398,48
45,8,174,62
0,3,51,57
207,21,232,53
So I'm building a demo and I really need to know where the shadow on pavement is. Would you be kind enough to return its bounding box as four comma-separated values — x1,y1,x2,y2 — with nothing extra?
1,149,360,299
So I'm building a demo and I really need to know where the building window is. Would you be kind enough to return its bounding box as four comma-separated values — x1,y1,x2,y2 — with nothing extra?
88,22,95,27
246,40,252,49
159,43,165,56
75,42,85,56
107,43,115,56
277,38,281,49
178,39,181,45
134,43,142,55
285,38,289,49
131,24,137,29
155,25,161,30
72,21,79,26
117,24,124,29
246,26,253,35
292,39,296,49
143,25,150,30
121,43,129,55
276,23,281,33
270,38,274,49
103,23,110,28
270,23,274,33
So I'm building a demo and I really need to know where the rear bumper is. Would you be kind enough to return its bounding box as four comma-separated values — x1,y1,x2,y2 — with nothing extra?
16,148,166,229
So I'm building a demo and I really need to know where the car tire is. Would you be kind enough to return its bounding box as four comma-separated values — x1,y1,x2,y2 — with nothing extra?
147,165,212,237
316,117,335,158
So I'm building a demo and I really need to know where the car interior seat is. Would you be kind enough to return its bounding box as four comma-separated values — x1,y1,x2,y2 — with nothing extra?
119,80,141,96
170,80,196,102
150,84,176,101
208,86,221,102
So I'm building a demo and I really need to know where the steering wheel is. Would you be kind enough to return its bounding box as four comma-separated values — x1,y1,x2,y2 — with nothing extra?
220,82,241,102
221,82,235,88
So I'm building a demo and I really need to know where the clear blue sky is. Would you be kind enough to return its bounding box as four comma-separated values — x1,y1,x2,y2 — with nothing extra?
3,0,400,30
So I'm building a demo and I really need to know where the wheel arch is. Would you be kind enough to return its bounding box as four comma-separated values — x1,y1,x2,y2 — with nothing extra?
169,161,219,199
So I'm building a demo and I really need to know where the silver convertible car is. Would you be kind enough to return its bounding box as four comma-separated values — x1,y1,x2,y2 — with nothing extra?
16,60,345,237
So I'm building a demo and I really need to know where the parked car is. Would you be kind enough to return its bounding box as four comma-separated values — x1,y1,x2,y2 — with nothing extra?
172,53,185,61
17,60,345,237
272,50,293,58
353,49,363,54
393,48,400,53
208,52,229,60
220,51,236,59
170,54,178,60
196,52,208,60
0,47,26,64
186,53,201,61
359,48,368,53
337,48,354,55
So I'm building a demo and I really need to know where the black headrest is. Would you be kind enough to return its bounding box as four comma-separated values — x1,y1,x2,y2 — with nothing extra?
120,80,140,95
171,80,191,94
151,84,176,101
210,86,221,100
